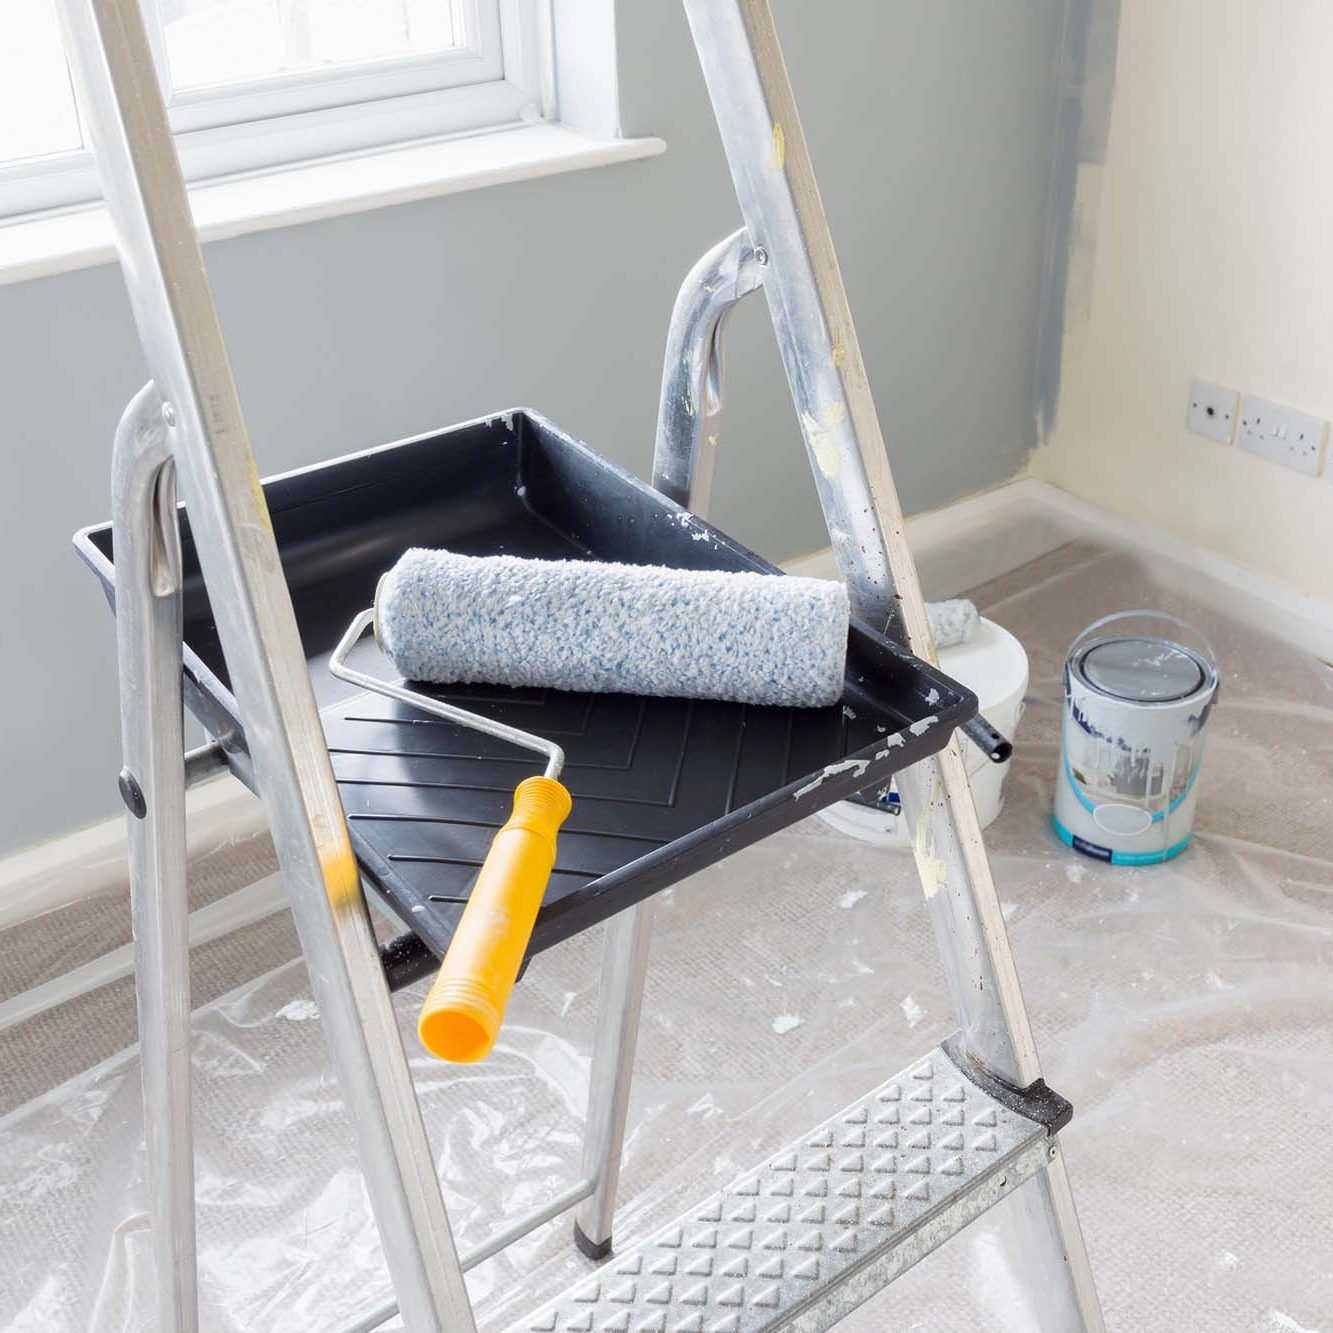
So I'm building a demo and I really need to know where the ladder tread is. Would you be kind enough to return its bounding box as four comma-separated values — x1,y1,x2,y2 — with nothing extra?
513,1047,1050,1333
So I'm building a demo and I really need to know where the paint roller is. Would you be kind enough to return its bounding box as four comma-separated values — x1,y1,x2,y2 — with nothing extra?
376,548,851,706
926,599,1014,763
331,548,851,1063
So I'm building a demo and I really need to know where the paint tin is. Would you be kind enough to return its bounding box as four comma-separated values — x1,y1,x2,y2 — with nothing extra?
1054,611,1219,865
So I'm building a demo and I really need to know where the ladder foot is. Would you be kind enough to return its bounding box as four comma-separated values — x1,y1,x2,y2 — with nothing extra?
573,1220,614,1262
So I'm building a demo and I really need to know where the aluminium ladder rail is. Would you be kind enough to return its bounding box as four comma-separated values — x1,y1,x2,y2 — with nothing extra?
59,0,474,1325
57,0,1105,1326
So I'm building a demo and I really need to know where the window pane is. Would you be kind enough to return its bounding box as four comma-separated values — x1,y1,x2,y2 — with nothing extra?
160,0,462,92
0,0,82,164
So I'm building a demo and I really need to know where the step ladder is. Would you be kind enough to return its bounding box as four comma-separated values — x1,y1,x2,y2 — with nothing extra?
58,0,1105,1327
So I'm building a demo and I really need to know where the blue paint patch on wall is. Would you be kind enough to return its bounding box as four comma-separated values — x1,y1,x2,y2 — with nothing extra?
1034,0,1123,441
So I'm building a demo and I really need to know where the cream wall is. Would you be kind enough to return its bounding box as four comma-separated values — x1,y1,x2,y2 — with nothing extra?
1035,0,1333,602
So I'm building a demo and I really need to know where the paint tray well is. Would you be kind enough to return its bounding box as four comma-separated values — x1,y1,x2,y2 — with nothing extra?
74,409,974,962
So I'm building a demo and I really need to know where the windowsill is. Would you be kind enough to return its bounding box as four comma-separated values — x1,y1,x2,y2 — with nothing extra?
0,122,665,287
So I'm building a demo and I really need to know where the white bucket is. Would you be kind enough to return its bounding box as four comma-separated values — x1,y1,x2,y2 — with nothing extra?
818,617,1028,847
1053,611,1219,866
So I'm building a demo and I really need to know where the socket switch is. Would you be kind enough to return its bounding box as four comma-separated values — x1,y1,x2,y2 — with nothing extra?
1236,394,1327,477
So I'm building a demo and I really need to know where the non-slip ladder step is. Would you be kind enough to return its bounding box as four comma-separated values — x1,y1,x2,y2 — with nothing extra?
514,1047,1056,1333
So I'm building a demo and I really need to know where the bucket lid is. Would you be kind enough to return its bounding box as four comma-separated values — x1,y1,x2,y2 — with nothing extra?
1079,636,1206,703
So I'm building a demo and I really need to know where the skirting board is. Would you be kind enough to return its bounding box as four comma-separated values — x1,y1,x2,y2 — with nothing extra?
5,476,1332,938
788,477,1333,662
0,874,285,1035
0,773,267,934
783,476,1079,595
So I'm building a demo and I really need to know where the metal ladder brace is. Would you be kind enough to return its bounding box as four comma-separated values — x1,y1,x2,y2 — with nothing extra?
55,0,1105,1327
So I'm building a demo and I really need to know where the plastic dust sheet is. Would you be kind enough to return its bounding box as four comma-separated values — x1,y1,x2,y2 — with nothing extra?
3,536,1332,1332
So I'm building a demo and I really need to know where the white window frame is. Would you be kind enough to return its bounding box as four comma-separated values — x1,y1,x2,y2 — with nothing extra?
0,0,555,220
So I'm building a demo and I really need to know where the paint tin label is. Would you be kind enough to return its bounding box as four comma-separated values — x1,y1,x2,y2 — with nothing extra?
1053,813,1193,865
1054,613,1218,865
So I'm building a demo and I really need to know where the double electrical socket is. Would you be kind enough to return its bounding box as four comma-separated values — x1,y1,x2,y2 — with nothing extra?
1187,378,1329,479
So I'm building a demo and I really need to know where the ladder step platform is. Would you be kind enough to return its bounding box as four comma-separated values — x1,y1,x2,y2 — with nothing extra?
515,1045,1065,1333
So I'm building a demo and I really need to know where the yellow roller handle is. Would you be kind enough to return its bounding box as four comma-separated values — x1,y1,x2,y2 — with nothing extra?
418,775,572,1062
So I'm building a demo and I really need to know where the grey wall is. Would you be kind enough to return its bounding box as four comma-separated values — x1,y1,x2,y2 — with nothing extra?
0,0,1066,854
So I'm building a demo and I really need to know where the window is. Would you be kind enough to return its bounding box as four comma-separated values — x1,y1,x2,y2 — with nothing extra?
0,0,553,219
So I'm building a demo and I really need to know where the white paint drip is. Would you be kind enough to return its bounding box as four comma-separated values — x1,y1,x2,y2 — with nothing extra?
900,995,924,1027
839,889,867,910
277,999,319,1022
1217,1251,1240,1271
1266,1312,1321,1333
842,705,857,720
908,714,938,737
925,687,940,706
793,757,871,799
1001,901,1018,922
669,509,714,543
1065,862,1084,884
772,1014,803,1036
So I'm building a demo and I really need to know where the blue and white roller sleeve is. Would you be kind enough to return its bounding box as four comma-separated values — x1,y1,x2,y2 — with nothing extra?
376,549,850,707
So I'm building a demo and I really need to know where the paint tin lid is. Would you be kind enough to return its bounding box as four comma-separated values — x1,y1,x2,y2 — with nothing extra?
1079,636,1206,703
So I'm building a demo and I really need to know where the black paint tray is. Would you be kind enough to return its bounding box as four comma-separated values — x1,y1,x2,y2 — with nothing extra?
75,410,975,963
